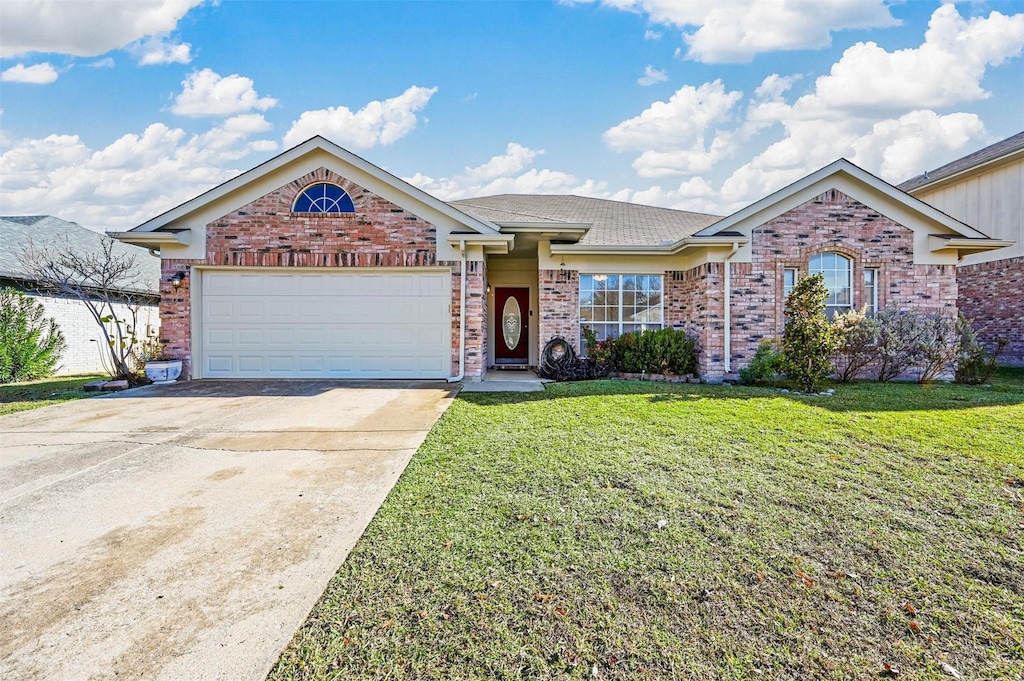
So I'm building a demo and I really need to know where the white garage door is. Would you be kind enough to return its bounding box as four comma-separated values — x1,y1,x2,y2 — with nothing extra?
199,270,451,379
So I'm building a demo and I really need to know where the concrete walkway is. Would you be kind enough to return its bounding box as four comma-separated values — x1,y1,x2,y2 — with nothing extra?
459,369,549,392
0,380,456,680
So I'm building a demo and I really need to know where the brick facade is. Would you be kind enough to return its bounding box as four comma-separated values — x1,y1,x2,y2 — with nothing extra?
725,189,957,378
538,269,579,350
542,189,958,381
665,264,724,377
957,255,1024,366
158,167,483,379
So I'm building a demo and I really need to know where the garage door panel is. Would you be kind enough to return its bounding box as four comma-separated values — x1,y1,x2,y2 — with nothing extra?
200,270,451,379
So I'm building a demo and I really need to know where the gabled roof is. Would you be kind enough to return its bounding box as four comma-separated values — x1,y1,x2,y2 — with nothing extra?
0,215,160,294
449,194,722,247
697,158,993,241
899,131,1024,192
126,136,501,237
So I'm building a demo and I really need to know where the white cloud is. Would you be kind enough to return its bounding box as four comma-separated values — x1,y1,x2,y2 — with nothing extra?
605,80,741,151
171,69,278,117
572,0,898,63
602,5,1022,213
283,85,438,149
644,29,662,40
0,0,204,58
604,79,743,177
1,62,59,84
714,4,1024,208
130,34,192,65
637,65,668,86
86,57,116,69
0,120,277,229
405,142,609,200
805,5,1024,113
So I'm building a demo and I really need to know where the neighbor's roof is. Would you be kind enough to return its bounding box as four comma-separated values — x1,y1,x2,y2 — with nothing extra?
899,131,1024,192
448,194,723,246
0,215,160,294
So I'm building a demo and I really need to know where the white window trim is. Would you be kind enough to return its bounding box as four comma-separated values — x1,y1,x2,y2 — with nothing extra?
578,273,665,347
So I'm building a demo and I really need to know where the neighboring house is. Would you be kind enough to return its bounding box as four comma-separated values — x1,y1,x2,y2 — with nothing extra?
0,215,161,376
899,131,1024,366
112,137,1011,382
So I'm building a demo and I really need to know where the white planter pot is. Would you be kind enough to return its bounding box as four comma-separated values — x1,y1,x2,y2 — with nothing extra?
145,360,183,385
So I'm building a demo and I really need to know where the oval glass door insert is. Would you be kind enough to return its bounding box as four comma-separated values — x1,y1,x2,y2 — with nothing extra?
502,296,522,350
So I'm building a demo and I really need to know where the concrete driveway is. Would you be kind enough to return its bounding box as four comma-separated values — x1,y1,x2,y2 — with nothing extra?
0,380,457,680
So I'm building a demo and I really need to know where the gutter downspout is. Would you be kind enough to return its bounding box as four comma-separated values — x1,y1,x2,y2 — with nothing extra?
723,242,741,374
448,239,467,383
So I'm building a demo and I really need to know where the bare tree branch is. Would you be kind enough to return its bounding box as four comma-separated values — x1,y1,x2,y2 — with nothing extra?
18,236,154,380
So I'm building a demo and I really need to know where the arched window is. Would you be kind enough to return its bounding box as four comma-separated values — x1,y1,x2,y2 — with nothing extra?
292,183,355,213
808,252,852,319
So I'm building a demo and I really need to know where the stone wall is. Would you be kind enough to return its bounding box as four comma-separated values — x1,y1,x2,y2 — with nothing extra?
958,255,1024,366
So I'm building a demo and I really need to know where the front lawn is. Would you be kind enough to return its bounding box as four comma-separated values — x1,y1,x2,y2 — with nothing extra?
271,374,1024,680
0,374,104,416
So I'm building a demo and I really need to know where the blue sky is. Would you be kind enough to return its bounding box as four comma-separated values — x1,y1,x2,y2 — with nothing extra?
1,0,1023,231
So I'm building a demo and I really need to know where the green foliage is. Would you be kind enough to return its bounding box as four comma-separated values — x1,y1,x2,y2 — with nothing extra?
738,339,784,385
0,287,66,384
955,324,1008,385
781,273,839,392
133,336,167,364
831,308,879,382
604,327,697,375
271,379,1024,681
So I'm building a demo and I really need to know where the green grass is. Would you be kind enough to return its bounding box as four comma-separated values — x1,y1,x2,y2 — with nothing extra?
271,372,1024,680
0,374,105,416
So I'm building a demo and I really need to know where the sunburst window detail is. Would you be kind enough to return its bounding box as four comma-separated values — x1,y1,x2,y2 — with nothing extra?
292,183,355,213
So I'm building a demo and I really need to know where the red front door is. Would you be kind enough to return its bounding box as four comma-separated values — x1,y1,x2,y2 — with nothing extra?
494,287,529,364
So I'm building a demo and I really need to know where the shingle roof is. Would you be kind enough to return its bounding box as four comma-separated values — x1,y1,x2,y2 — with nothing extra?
448,194,723,246
0,215,160,294
899,131,1024,192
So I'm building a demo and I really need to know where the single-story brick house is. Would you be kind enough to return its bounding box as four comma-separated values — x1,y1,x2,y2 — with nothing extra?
899,131,1024,366
112,136,1012,382
1,215,160,376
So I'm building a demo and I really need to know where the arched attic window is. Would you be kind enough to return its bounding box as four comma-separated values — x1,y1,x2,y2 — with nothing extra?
292,182,355,213
808,252,852,319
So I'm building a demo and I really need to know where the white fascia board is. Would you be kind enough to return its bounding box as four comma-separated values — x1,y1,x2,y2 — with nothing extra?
447,233,514,254
929,235,1016,255
549,235,748,256
696,158,990,240
128,136,499,236
107,230,191,246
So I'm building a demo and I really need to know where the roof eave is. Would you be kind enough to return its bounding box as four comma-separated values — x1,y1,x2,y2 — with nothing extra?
108,230,191,248
928,235,1016,258
129,136,501,237
696,158,989,240
904,145,1024,194
549,235,748,256
447,232,515,255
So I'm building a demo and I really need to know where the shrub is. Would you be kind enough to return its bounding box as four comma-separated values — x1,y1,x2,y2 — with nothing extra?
831,308,879,382
954,323,1007,385
874,310,925,382
914,312,964,383
738,339,784,385
781,273,839,393
610,327,697,375
0,287,66,383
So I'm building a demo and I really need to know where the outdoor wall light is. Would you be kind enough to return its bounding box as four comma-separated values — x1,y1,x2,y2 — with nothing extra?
169,271,186,290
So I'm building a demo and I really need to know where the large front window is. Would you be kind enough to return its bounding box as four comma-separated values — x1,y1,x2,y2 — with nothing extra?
808,252,852,319
579,274,663,350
